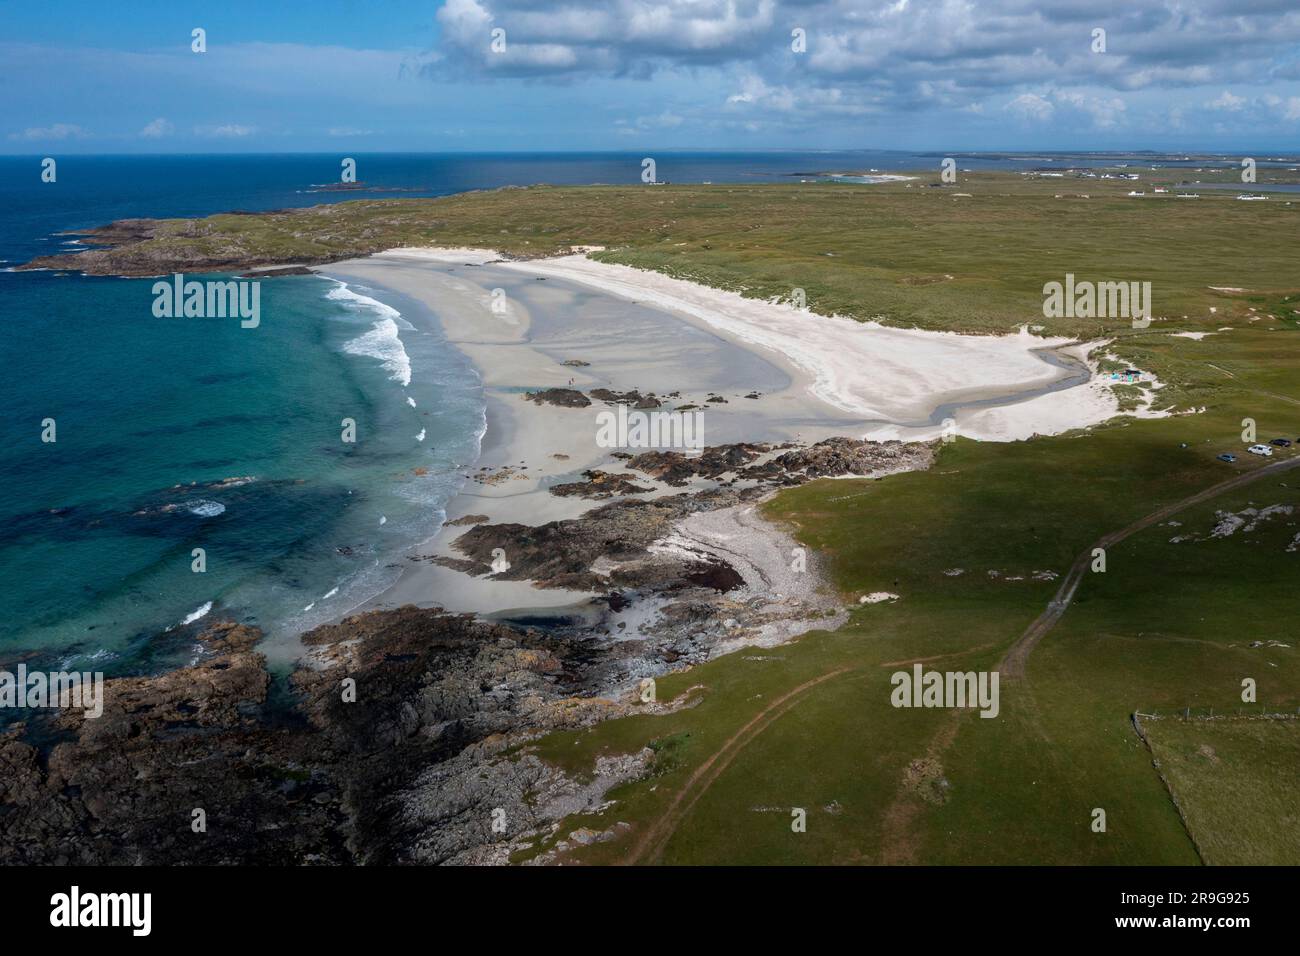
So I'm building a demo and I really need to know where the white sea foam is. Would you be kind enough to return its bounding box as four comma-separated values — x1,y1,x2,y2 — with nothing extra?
407,396,417,408
187,500,226,517
58,647,119,668
416,428,426,442
326,280,400,319
329,280,413,387
343,318,412,386
181,601,213,626
322,587,339,600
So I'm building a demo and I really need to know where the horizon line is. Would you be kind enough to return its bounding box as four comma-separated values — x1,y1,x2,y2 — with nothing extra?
2,147,1297,158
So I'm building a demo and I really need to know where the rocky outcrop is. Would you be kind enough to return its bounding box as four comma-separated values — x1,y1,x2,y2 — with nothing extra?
549,470,654,499
742,437,933,484
624,438,931,488
523,388,591,408
0,434,932,865
445,486,762,591
628,443,769,486
589,388,661,408
0,611,620,865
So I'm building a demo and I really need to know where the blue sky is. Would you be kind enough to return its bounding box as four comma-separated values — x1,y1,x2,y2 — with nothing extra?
4,0,1300,153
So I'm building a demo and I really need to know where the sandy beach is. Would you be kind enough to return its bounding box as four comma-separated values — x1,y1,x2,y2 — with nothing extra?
319,246,1139,629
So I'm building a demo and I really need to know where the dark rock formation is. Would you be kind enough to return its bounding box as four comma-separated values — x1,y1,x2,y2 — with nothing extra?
741,437,930,484
523,388,591,408
0,434,933,865
445,486,761,591
0,611,604,865
445,513,490,526
549,470,654,499
589,388,661,408
628,443,769,486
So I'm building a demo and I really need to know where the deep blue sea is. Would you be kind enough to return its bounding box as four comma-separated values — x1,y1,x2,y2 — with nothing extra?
0,149,1270,675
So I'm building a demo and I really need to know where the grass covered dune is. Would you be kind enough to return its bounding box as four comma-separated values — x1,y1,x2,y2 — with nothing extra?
23,172,1300,338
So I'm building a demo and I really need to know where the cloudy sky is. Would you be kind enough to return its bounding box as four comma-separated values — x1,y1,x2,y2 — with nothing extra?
4,0,1300,153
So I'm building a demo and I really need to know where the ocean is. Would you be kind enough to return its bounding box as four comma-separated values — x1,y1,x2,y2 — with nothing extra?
0,149,1271,676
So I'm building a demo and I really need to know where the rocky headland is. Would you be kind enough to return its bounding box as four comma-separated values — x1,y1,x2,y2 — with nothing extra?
1,433,931,864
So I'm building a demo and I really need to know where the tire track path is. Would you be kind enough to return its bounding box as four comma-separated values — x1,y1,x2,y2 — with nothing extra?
623,667,851,865
1001,454,1300,679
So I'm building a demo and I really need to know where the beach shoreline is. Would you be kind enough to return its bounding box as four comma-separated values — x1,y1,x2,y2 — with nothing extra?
317,247,852,634
307,245,1145,648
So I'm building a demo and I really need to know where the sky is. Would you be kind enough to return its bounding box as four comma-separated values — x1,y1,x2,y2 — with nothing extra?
3,0,1300,153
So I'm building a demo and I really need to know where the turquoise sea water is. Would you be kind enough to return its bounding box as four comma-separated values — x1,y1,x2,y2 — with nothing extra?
0,267,483,671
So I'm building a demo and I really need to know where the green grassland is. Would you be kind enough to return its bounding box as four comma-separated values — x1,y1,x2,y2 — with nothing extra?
515,324,1299,865
1140,718,1300,865
468,174,1300,865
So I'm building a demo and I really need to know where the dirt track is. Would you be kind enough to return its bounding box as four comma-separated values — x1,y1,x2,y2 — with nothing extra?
1000,453,1300,679
623,667,851,865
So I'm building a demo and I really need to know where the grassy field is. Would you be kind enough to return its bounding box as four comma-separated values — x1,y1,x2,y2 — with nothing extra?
512,321,1299,865
1140,718,1300,865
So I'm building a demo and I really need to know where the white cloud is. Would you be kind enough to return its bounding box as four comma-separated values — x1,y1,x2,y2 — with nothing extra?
433,0,777,76
420,0,1300,135
140,118,173,138
205,124,256,138
8,122,87,141
725,74,874,117
1055,91,1127,129
1005,93,1054,123
1205,90,1245,112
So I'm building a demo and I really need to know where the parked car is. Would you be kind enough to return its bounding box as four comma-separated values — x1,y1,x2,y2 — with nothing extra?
1217,453,1237,463
1270,437,1292,447
1247,444,1274,457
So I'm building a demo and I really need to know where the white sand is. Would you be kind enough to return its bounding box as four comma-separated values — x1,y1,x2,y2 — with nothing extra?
500,254,1126,443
